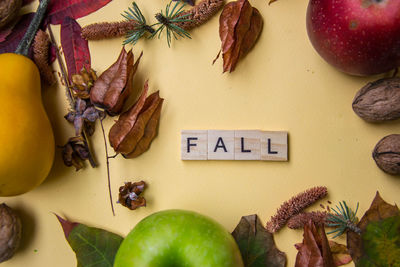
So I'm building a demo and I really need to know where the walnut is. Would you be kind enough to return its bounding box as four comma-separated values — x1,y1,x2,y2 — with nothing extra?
0,0,22,29
0,204,21,263
352,78,400,122
373,134,400,175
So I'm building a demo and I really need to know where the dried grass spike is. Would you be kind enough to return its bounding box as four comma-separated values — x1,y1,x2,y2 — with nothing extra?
176,0,225,30
266,186,328,233
81,21,138,40
32,29,55,85
287,211,327,229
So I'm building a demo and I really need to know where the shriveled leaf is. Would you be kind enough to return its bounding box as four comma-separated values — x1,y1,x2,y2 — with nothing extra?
90,48,142,115
46,0,112,25
357,216,400,266
328,241,352,266
124,98,163,158
56,215,123,267
108,81,149,151
347,192,399,265
115,91,162,155
0,13,34,54
232,214,286,267
61,17,91,81
295,221,335,267
218,0,263,73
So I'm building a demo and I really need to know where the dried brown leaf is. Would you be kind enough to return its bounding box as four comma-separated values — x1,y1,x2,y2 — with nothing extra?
328,241,352,266
347,191,399,264
295,221,335,267
218,0,263,73
124,98,164,158
109,81,149,151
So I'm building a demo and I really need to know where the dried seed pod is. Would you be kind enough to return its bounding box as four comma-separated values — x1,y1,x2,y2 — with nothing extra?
118,181,146,210
352,78,400,122
32,30,56,85
81,20,138,40
0,204,21,263
373,134,400,175
0,0,22,29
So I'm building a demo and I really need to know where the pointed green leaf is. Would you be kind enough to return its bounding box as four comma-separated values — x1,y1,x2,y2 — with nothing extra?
57,216,124,267
232,214,286,267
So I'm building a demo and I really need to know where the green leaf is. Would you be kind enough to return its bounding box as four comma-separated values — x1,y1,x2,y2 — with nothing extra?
357,216,400,267
56,215,124,267
232,214,286,267
347,192,400,265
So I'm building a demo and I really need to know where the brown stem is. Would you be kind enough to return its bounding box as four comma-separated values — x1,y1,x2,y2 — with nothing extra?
48,25,97,168
100,116,115,216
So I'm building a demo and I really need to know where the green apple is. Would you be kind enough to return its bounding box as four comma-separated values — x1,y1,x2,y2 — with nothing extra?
114,209,244,267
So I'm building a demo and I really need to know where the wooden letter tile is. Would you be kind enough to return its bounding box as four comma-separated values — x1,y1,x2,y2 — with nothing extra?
260,131,288,161
234,130,261,160
181,130,208,160
208,130,234,160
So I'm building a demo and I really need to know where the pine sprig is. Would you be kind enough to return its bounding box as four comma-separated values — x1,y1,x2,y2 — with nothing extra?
123,2,155,45
326,201,361,238
151,1,192,47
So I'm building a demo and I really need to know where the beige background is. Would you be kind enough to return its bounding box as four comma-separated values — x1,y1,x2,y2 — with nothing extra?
1,0,400,266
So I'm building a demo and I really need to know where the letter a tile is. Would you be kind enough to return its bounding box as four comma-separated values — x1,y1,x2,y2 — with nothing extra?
208,130,234,160
181,130,208,160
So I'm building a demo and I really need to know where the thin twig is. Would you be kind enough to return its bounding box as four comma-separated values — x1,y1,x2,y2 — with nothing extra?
48,25,97,168
100,116,115,216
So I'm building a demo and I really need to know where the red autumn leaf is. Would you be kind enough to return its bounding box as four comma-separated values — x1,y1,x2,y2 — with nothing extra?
46,0,113,25
295,221,335,267
328,241,352,266
61,17,91,81
0,13,34,54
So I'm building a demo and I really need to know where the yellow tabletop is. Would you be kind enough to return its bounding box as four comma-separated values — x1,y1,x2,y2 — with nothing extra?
1,0,400,266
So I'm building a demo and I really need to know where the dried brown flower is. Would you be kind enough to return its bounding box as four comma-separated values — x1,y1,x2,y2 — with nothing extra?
81,20,138,40
287,211,327,229
61,136,90,171
71,68,97,99
32,29,55,85
176,0,225,31
266,186,328,233
118,181,146,210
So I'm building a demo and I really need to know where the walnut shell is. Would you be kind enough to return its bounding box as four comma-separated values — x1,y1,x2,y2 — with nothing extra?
0,0,22,29
0,204,21,263
373,134,400,175
352,78,400,122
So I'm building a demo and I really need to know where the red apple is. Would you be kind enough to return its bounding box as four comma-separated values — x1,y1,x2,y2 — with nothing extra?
306,0,400,76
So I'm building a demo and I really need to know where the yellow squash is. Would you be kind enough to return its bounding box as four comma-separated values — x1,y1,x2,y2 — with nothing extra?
0,53,54,196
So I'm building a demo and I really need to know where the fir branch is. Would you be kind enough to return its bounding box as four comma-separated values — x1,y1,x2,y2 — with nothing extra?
266,186,328,233
326,201,361,238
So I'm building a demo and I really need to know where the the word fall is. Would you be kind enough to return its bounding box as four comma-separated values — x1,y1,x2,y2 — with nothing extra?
181,130,288,161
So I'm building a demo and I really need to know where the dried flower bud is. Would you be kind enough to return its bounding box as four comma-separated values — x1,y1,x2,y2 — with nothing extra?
71,68,97,99
352,78,400,122
118,181,146,210
373,134,400,175
0,204,21,263
61,137,90,171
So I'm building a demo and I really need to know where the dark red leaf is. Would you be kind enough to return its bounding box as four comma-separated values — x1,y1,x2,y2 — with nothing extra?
55,214,79,239
0,13,34,54
61,17,91,81
0,27,13,43
46,0,113,25
23,0,36,6
49,43,57,63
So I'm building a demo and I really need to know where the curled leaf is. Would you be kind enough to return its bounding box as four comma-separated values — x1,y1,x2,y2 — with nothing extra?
218,0,263,73
295,221,335,267
347,192,399,265
118,181,146,210
90,48,142,115
61,17,91,82
232,214,287,267
56,215,123,267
